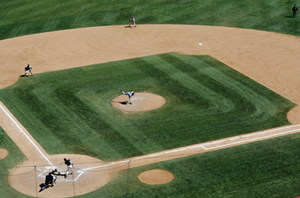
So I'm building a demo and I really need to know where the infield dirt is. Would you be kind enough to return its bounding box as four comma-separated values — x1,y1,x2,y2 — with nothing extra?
0,148,8,160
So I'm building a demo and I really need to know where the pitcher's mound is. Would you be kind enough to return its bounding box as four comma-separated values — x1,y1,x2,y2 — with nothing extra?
0,148,8,160
138,169,174,185
112,93,166,113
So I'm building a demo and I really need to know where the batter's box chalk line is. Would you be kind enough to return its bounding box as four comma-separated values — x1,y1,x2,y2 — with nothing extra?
37,166,84,182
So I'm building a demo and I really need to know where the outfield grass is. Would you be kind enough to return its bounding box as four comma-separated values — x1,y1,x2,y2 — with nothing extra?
0,53,294,161
0,128,28,198
0,0,300,40
81,133,300,198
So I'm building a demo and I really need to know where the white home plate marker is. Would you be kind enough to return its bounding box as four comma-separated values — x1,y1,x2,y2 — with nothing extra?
198,42,203,46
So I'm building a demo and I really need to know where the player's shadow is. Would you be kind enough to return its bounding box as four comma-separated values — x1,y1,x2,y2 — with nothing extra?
39,183,50,192
119,101,129,105
124,25,132,28
112,100,129,105
20,75,33,77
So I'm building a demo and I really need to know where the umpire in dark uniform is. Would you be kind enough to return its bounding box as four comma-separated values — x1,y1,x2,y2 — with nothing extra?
292,4,298,18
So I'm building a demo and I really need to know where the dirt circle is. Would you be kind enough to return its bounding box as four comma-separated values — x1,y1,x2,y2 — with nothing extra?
0,148,8,160
9,154,118,198
112,93,166,113
138,169,174,185
287,106,300,124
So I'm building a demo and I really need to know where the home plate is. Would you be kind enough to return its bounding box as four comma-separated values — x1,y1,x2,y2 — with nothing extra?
198,42,203,46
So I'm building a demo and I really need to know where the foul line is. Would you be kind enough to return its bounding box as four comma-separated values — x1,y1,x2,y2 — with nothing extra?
204,128,300,150
0,103,53,166
82,124,300,171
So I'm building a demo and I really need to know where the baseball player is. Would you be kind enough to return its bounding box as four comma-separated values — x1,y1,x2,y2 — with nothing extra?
64,158,73,176
24,64,33,77
120,90,134,104
292,4,298,18
129,16,136,28
50,169,67,179
39,172,56,192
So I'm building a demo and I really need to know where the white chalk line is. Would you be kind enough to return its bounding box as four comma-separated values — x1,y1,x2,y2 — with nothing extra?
0,103,53,166
74,171,84,182
205,128,300,150
203,124,300,146
37,166,82,182
82,124,300,171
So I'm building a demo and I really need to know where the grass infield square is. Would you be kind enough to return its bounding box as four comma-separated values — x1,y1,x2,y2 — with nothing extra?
0,53,294,161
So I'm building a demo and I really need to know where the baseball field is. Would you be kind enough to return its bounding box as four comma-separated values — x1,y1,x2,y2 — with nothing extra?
1,1,300,198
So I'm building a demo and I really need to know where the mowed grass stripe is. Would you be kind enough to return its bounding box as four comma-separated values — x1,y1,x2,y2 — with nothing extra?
37,87,119,158
31,67,140,159
75,62,169,154
54,88,144,159
75,62,166,155
196,60,277,119
84,97,164,155
159,53,292,126
157,53,235,113
138,54,293,139
12,87,83,154
193,55,293,124
168,53,269,119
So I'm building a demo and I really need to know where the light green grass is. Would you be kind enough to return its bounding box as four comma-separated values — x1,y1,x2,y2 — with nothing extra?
0,0,300,40
0,53,294,162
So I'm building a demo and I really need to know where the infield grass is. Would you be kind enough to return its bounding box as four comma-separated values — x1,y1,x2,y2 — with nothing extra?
0,0,300,40
0,53,294,161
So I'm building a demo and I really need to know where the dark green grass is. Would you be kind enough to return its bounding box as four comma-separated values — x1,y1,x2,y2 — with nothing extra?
0,53,294,161
80,133,300,198
0,0,300,40
0,128,29,198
